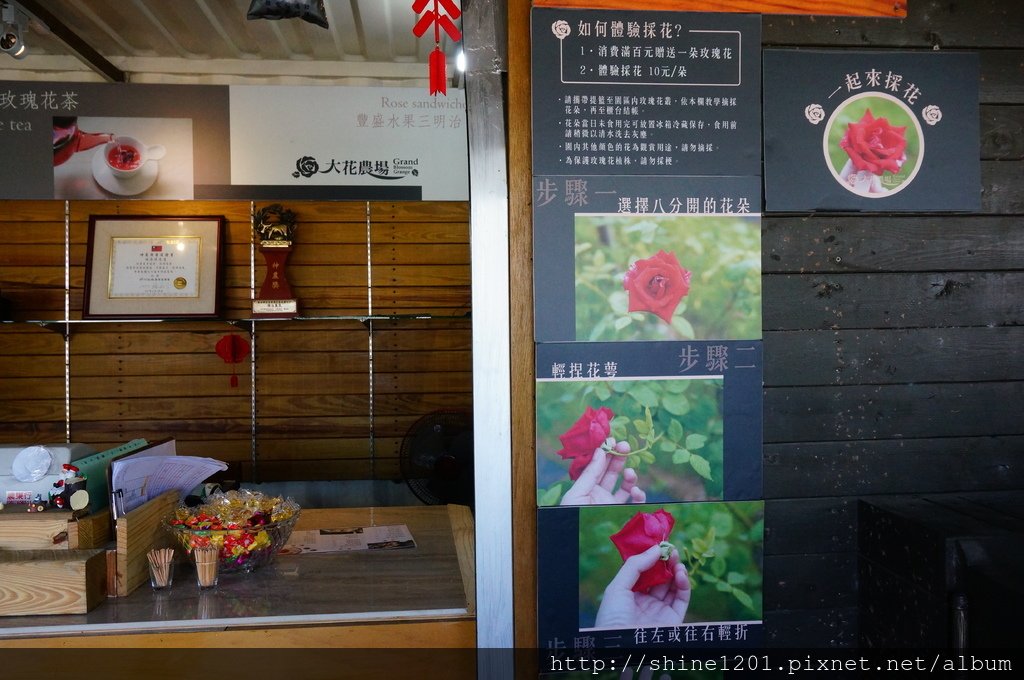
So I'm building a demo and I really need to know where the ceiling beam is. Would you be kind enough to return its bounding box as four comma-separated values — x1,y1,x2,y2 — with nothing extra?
15,0,127,82
111,55,429,80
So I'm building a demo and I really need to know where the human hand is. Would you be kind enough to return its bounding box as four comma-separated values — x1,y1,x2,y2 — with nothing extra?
560,446,647,506
594,543,690,629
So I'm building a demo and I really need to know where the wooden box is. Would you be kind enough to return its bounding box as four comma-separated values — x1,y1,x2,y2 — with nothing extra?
0,508,110,551
0,549,106,616
114,490,179,597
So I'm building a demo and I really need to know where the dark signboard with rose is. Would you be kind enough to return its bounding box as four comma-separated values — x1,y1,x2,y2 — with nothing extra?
537,501,764,648
536,340,762,507
764,49,980,212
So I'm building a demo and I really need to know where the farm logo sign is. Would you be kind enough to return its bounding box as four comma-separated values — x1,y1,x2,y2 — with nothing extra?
291,156,420,181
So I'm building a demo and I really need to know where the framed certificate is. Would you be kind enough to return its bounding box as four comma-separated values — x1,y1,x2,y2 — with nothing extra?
83,215,224,319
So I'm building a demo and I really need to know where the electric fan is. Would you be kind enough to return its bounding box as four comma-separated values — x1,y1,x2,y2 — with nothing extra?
399,410,474,508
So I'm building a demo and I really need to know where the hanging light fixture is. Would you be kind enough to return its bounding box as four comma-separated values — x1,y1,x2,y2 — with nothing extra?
1,1,27,59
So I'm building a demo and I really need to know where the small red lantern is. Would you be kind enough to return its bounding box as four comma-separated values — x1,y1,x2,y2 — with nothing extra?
215,333,251,387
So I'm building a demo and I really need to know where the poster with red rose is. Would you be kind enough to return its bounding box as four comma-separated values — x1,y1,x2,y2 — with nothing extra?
536,340,761,507
534,175,761,344
538,501,764,650
763,50,980,212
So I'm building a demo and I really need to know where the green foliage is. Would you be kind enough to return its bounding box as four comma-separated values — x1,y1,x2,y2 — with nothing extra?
536,379,724,504
577,502,764,629
574,215,761,341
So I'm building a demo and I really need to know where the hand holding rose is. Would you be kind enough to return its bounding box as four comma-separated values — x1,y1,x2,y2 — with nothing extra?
560,444,647,506
595,542,691,629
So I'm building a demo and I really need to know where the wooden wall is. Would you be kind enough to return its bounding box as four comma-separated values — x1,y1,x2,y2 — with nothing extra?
0,200,471,483
507,0,1024,649
758,2,1024,647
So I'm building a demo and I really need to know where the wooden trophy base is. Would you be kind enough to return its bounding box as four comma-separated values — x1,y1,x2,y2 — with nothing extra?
252,299,299,318
254,242,298,318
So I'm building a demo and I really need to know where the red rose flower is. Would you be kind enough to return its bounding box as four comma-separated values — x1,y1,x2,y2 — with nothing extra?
609,509,676,592
556,406,614,481
839,109,908,176
622,250,692,323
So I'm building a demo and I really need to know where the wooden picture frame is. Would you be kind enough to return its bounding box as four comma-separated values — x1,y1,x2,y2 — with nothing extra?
83,215,224,319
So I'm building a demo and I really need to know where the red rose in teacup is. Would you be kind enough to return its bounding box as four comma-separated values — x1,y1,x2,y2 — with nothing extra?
102,135,166,179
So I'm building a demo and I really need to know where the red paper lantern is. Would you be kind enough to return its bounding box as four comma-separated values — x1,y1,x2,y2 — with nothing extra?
215,333,251,387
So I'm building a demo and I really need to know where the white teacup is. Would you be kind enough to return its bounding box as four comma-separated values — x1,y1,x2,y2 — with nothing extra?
103,135,166,179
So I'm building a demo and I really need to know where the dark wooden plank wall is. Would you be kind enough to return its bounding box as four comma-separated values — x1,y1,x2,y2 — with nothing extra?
760,0,1024,647
0,199,471,483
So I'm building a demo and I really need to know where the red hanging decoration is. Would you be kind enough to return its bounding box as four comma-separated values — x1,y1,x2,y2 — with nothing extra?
429,47,447,96
412,0,462,97
215,333,251,388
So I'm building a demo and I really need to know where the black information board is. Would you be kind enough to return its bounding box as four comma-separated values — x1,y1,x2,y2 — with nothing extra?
531,8,761,177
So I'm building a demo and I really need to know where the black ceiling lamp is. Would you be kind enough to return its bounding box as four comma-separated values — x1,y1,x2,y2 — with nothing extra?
246,0,329,30
1,1,27,59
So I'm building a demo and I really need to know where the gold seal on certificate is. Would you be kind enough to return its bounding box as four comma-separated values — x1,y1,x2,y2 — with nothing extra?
253,203,299,318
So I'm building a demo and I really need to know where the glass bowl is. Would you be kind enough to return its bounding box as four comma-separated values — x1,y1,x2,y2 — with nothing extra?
164,490,301,574
166,514,299,574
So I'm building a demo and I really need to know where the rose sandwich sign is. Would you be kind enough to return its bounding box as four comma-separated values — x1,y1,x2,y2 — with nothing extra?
763,50,980,212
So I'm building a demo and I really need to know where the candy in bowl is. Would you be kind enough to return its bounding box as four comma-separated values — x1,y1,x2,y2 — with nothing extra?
165,489,300,574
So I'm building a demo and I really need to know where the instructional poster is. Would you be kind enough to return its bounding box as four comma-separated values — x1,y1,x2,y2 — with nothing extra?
535,340,762,508
538,502,765,651
531,7,764,655
531,8,762,178
533,175,761,344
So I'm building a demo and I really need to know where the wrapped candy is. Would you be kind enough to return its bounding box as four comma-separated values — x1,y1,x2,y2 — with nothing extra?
167,490,300,573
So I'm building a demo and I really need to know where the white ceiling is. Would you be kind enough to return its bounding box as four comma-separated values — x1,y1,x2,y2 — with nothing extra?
0,0,464,86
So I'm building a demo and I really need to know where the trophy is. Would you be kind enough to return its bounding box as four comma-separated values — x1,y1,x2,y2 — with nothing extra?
252,203,299,318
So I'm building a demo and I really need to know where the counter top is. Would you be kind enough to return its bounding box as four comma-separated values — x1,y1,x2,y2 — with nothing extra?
0,504,474,640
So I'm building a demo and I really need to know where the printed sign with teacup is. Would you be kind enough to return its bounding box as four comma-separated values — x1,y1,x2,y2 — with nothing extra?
52,116,114,166
103,135,166,179
91,134,166,196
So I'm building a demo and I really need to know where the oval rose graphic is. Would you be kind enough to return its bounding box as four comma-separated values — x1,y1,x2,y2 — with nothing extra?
823,92,923,198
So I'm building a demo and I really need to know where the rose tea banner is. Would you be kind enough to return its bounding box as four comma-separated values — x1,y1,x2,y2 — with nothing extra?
763,50,980,212
0,81,467,201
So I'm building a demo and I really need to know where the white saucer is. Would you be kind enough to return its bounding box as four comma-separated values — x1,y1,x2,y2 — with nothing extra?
92,148,159,196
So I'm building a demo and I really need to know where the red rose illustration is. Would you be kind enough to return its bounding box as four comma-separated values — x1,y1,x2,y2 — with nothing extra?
610,509,676,592
622,250,692,323
838,109,907,176
556,406,614,481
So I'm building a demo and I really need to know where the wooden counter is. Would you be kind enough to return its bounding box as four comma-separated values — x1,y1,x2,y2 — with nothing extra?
0,505,475,648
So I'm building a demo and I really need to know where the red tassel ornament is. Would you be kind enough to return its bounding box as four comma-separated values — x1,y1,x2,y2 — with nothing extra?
429,47,447,96
412,0,462,96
